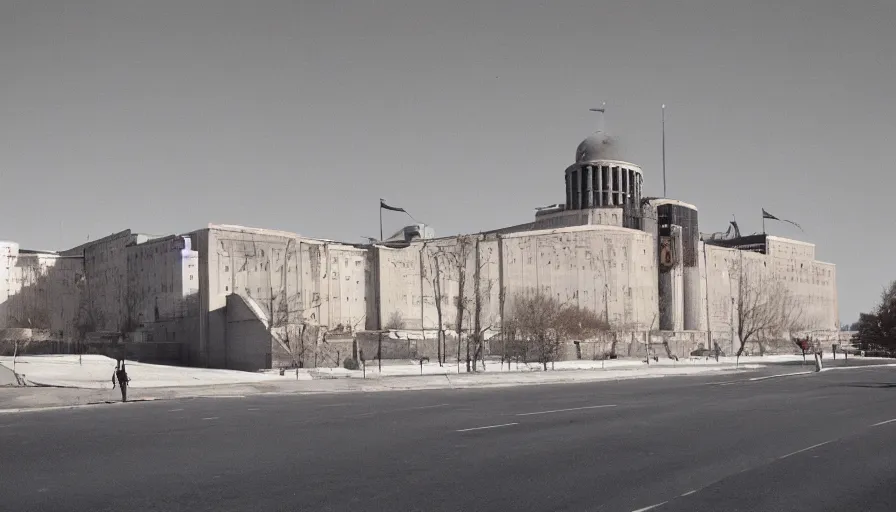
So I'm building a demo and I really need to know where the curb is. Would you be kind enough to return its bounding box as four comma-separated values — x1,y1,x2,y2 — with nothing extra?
0,397,162,414
744,363,896,382
821,363,896,372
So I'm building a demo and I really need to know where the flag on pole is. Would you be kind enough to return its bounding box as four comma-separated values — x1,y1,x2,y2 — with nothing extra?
762,208,803,231
380,199,406,213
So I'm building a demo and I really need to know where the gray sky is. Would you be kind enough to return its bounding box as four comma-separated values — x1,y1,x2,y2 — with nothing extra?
2,0,894,323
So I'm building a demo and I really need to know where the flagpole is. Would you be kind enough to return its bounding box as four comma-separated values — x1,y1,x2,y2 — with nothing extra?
379,199,383,242
762,211,765,235
662,104,667,197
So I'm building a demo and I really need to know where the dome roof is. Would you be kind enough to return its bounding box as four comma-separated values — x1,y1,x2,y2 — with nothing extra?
575,131,626,163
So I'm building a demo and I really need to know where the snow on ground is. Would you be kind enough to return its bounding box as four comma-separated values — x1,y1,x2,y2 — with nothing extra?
2,353,861,389
0,355,305,389
305,355,790,379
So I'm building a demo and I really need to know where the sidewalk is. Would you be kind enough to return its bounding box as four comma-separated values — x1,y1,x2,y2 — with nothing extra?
0,358,762,413
4,353,890,413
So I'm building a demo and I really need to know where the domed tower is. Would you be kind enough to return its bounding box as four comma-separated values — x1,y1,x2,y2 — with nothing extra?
564,109,644,223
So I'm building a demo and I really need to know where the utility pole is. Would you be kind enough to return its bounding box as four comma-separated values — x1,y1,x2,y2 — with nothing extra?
662,104,667,197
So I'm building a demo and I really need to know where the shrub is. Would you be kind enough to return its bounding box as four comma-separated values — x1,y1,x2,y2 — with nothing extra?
343,357,360,370
385,311,406,330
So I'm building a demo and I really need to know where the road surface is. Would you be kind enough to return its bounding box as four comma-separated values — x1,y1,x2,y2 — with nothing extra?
1,362,894,511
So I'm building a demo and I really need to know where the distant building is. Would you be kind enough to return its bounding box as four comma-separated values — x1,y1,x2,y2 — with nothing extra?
0,119,838,369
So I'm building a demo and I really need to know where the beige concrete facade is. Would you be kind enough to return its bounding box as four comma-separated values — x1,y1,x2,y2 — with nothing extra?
373,224,659,335
0,125,840,369
192,224,368,369
1,242,83,339
697,237,839,355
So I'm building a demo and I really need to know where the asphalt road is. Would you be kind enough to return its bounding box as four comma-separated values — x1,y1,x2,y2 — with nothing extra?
1,363,894,512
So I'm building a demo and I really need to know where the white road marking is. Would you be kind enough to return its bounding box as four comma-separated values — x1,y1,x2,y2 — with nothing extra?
779,440,832,460
871,418,896,427
247,408,260,411
202,417,219,421
824,363,896,372
456,422,519,433
708,380,741,385
320,403,354,408
408,403,451,410
749,371,812,381
680,490,698,496
350,403,451,418
632,500,668,512
0,404,108,414
516,404,616,416
168,409,184,412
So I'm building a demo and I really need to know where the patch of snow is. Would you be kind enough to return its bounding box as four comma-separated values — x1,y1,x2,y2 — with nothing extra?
0,355,303,389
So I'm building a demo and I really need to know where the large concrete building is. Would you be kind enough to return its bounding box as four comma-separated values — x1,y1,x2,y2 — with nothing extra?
0,120,839,369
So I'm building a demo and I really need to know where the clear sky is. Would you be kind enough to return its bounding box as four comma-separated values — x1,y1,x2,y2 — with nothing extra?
2,0,894,323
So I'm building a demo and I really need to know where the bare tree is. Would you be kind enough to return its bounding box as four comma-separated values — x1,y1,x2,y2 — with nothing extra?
506,290,608,371
427,245,458,366
469,239,498,372
454,237,471,372
499,285,508,369
733,263,805,357
75,270,103,364
430,251,445,365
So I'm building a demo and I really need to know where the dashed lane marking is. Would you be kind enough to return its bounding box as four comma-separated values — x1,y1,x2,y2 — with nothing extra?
778,440,833,460
749,371,813,381
871,418,896,427
680,490,697,497
516,404,616,417
202,417,219,421
632,500,668,512
456,422,518,433
349,403,451,418
168,409,184,412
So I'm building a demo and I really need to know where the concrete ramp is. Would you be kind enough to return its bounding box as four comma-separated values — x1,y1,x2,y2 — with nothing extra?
0,361,22,386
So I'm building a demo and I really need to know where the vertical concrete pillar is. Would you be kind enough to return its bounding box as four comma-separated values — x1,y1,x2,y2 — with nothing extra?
633,175,639,205
597,166,604,206
658,226,685,332
609,167,615,205
585,166,593,208
671,226,684,331
565,170,572,209
614,167,622,205
622,169,628,205
576,168,583,209
683,267,701,330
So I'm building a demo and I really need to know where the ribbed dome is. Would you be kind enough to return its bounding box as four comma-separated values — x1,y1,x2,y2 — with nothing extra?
575,131,626,163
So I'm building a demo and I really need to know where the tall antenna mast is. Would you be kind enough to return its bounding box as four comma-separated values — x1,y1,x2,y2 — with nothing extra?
589,102,607,132
662,104,667,197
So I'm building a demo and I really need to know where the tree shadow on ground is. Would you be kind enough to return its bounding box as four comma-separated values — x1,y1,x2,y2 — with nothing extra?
770,359,894,368
840,383,896,389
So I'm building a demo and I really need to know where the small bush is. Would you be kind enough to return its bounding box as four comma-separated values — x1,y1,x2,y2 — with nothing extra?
385,311,406,330
343,357,360,370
